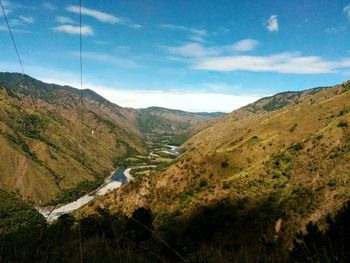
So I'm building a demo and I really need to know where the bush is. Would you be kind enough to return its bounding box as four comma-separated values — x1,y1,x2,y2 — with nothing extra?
338,120,348,128
221,160,229,168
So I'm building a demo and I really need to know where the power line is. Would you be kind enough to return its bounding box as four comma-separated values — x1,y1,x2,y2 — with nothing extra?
129,217,187,262
78,1,84,263
0,0,36,109
79,0,85,160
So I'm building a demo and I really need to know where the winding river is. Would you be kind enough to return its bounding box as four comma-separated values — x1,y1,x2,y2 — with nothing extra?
37,167,128,222
37,145,179,222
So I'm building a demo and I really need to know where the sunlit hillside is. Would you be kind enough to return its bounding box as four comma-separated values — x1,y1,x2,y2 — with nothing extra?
85,81,350,261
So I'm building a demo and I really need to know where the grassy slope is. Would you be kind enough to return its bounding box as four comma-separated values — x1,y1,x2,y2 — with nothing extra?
0,73,147,205
85,81,350,261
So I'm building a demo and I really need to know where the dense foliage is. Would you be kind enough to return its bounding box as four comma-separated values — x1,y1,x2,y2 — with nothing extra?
0,190,46,235
0,202,163,263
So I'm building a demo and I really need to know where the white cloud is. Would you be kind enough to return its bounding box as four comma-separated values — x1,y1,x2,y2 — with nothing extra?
66,5,141,28
0,24,30,33
19,15,34,24
0,0,12,16
129,23,142,29
56,16,75,24
88,88,259,112
165,40,350,75
70,51,143,68
230,39,259,52
94,40,112,45
1,0,34,17
344,4,350,19
166,43,221,58
160,24,208,42
160,24,207,36
42,79,259,112
325,26,347,33
194,52,350,74
267,15,279,32
42,2,56,11
165,39,259,58
66,5,121,24
53,24,93,36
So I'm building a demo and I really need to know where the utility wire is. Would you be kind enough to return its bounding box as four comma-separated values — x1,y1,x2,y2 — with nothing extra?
0,0,36,109
79,0,84,159
129,217,187,262
78,1,84,263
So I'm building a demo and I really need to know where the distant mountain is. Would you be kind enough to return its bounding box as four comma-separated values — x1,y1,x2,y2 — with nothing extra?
86,80,350,261
137,106,224,136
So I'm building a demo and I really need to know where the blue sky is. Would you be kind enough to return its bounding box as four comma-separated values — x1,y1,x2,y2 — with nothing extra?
1,0,350,112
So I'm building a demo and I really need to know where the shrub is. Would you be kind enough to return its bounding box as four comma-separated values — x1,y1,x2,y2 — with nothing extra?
338,120,348,128
221,160,229,168
289,123,298,133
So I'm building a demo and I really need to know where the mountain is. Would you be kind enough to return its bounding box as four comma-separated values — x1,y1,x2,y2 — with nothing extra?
137,106,224,136
0,72,220,205
0,72,148,205
84,80,350,261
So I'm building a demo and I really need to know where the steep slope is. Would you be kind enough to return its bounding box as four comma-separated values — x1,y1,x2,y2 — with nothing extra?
0,72,147,205
85,80,350,261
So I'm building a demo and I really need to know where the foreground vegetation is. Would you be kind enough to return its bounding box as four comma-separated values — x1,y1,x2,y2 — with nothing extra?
3,188,350,263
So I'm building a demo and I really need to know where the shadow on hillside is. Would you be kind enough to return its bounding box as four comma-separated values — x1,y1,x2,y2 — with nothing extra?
289,201,350,263
0,194,285,263
3,194,350,263
157,194,287,262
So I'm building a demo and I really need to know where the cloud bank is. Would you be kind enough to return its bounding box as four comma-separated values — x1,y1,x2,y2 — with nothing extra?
41,78,259,112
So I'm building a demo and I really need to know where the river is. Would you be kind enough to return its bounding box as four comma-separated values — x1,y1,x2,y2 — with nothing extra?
37,146,178,222
37,164,159,222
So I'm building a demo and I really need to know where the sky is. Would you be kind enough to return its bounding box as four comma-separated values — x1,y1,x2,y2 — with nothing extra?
1,0,350,112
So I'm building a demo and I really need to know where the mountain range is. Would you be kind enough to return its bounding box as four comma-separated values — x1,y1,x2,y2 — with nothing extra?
0,72,220,205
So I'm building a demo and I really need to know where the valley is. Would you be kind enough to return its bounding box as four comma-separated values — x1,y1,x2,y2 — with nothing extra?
38,141,180,222
0,73,215,206
1,73,350,263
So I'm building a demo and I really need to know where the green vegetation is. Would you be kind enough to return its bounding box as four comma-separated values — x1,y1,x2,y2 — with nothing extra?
0,206,162,263
80,79,350,262
0,190,46,235
289,123,298,133
262,92,301,111
19,113,47,139
339,106,350,116
0,73,149,204
338,120,348,128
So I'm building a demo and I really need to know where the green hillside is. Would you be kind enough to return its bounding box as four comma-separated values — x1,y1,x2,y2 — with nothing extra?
0,73,147,204
84,80,350,262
